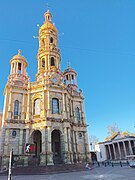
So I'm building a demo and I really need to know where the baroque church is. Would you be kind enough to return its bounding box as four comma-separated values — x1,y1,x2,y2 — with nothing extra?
0,10,90,166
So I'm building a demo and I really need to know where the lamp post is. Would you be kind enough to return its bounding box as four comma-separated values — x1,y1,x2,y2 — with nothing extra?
8,149,13,180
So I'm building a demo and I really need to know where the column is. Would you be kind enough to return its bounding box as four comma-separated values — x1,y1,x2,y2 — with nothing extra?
122,141,127,158
47,127,53,165
47,90,50,116
17,62,19,74
62,93,65,112
21,63,23,75
84,132,90,162
22,93,26,120
67,128,72,163
128,140,133,155
117,142,122,159
25,129,29,143
47,127,52,153
10,64,13,74
19,129,23,154
80,101,84,124
40,128,46,165
105,145,109,160
14,63,17,74
48,55,50,69
43,90,46,118
26,84,30,121
64,127,68,152
108,144,112,160
72,130,77,162
8,90,12,119
74,75,77,85
112,144,116,159
45,56,47,70
64,93,68,118
12,63,14,74
74,131,79,162
41,129,46,153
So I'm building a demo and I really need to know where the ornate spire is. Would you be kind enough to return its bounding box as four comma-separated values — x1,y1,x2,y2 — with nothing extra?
67,61,70,69
44,10,52,22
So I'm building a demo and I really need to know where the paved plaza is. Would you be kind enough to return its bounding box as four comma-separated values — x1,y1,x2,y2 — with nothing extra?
0,166,135,180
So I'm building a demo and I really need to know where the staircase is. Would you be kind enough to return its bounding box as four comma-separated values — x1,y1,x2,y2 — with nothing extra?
0,163,86,175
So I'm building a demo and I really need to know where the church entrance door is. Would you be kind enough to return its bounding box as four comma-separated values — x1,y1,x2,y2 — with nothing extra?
31,130,42,165
52,130,62,164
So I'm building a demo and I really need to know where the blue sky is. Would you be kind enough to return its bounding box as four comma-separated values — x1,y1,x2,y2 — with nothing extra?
0,0,135,141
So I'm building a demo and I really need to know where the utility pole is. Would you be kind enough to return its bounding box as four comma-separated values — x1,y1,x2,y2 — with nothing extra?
8,149,13,180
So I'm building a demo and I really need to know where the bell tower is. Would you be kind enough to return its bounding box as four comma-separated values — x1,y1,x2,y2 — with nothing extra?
8,50,29,86
63,64,78,90
36,10,61,82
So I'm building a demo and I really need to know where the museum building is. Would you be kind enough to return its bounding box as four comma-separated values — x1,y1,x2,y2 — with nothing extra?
95,132,135,162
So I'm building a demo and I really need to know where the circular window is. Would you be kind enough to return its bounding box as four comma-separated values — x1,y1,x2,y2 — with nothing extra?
12,130,17,137
79,132,82,138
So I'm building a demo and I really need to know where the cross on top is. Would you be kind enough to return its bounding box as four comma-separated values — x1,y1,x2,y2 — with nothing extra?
18,49,21,55
46,3,50,11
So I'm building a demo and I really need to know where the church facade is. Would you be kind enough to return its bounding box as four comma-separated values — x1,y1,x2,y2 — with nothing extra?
0,10,90,166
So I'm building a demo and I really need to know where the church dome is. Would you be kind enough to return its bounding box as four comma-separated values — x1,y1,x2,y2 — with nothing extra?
10,50,28,66
63,64,77,75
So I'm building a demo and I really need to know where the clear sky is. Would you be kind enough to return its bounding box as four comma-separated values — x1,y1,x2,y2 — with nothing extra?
0,0,135,142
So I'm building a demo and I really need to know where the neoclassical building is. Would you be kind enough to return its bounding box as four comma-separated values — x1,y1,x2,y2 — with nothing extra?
95,132,135,162
0,10,90,166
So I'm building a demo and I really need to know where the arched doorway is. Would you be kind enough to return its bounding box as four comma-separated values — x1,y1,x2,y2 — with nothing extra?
51,130,62,164
32,130,42,157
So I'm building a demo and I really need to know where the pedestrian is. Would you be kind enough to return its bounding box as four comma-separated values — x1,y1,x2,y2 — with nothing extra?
97,161,100,167
85,163,92,170
120,161,122,167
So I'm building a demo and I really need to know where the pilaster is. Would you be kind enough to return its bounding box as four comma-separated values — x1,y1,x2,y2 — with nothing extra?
19,129,23,154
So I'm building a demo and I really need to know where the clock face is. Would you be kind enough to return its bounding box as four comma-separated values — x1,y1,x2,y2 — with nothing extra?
52,77,58,83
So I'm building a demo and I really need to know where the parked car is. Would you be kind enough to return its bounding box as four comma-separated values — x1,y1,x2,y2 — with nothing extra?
127,155,135,168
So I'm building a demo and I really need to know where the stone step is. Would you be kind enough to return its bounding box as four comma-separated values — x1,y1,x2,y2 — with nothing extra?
11,163,86,175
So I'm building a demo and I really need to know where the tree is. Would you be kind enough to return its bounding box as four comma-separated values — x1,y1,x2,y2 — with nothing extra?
107,123,121,136
89,135,99,151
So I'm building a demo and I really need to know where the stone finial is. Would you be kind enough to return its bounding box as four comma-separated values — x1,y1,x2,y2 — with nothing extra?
18,49,21,56
67,61,70,68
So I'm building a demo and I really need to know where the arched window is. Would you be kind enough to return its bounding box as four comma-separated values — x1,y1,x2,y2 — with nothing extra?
75,107,80,121
34,99,40,115
18,63,21,74
50,37,53,43
14,100,19,119
51,57,55,66
52,98,59,114
42,59,45,67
